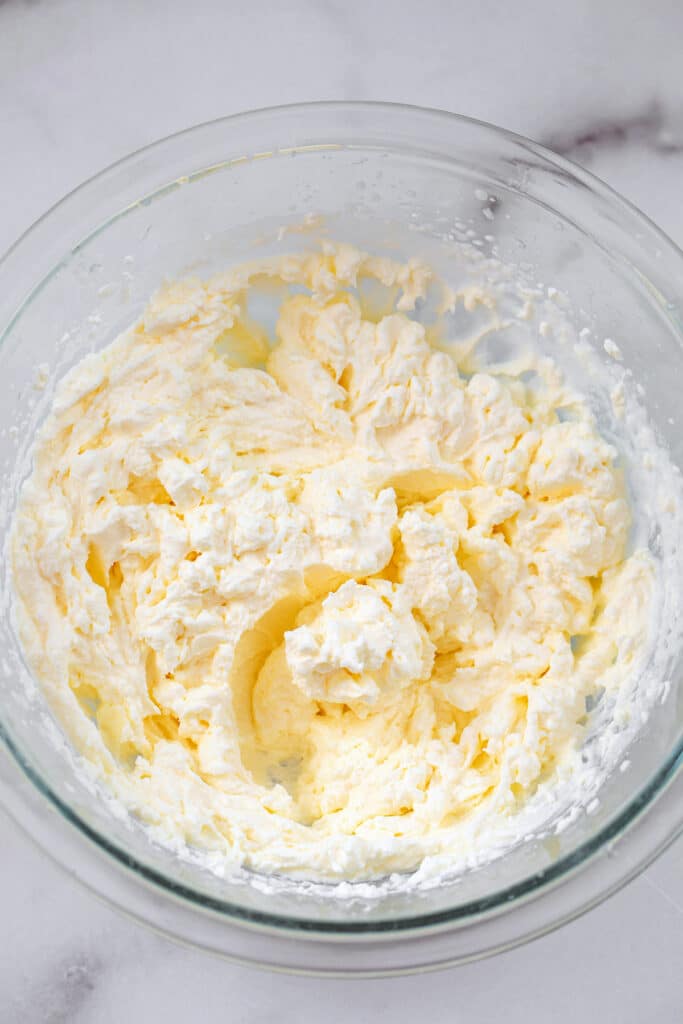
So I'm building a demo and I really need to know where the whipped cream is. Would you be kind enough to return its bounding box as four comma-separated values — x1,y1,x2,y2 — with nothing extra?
11,242,657,882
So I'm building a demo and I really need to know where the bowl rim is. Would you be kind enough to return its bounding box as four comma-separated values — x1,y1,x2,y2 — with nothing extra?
1,100,682,957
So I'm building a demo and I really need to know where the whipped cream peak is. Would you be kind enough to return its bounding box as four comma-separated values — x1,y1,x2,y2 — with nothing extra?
284,579,434,705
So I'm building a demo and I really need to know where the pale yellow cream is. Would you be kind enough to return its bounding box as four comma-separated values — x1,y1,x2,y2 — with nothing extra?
11,243,654,881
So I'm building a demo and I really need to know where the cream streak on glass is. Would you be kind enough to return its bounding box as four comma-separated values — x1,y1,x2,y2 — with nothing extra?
11,243,654,881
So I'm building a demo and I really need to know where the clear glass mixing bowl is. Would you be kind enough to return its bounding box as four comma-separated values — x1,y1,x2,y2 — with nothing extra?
0,103,681,976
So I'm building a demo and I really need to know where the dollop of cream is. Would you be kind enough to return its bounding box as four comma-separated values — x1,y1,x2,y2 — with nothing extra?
11,242,655,881
285,580,434,704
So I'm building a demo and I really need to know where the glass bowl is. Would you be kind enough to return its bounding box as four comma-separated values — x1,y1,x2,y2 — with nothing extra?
0,102,681,976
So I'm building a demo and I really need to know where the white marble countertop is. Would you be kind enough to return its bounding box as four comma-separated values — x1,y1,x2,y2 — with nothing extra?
1,0,681,1019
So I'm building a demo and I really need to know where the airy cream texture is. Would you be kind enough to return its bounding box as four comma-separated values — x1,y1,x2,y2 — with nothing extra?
12,244,654,881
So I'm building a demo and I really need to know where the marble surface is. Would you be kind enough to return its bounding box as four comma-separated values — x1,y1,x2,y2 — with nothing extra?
1,0,682,1019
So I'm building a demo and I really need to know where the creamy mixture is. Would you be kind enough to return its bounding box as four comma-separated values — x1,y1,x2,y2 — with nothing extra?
11,244,654,881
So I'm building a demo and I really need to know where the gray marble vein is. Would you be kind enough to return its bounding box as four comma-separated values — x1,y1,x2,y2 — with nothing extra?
542,100,683,160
